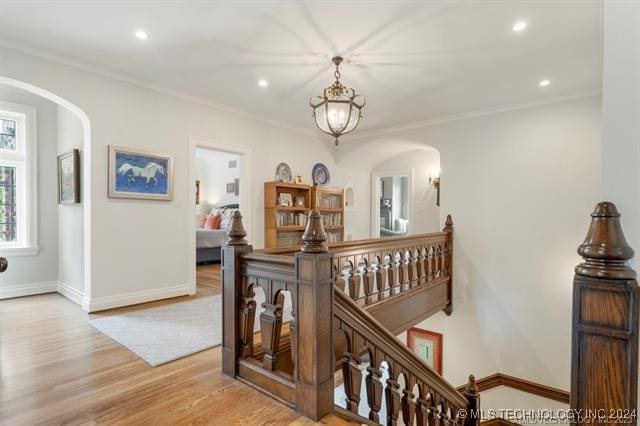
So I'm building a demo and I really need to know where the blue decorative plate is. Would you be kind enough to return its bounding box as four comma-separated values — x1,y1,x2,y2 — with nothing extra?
312,163,330,185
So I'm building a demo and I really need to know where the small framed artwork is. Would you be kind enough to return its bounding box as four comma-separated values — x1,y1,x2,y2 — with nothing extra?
108,145,174,201
58,149,80,204
407,327,442,374
295,175,303,184
228,159,237,168
195,180,200,204
226,182,235,193
278,192,292,207
295,195,305,207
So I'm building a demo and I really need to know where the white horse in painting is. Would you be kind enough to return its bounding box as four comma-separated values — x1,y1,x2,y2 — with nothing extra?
117,162,164,186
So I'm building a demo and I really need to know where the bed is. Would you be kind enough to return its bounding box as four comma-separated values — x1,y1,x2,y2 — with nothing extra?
196,204,238,264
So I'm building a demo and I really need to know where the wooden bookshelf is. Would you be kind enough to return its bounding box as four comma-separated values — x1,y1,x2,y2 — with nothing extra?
311,186,345,243
264,181,311,248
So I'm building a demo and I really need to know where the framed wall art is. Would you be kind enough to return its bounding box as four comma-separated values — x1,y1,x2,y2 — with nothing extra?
407,327,442,374
108,145,174,201
57,149,80,204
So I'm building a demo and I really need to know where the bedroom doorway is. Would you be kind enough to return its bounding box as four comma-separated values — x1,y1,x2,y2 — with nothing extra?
188,140,251,297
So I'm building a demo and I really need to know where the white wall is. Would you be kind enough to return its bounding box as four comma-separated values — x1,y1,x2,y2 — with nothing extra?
0,47,371,310
601,1,640,268
361,96,601,395
57,105,84,296
0,85,58,297
372,148,441,235
195,148,239,207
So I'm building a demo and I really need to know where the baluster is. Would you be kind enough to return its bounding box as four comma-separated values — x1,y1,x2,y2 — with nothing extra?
260,291,284,370
442,243,449,277
398,251,408,291
385,379,402,425
436,244,444,278
238,278,257,357
289,286,297,378
427,246,435,282
334,263,346,293
416,392,430,426
342,353,363,415
384,255,394,295
391,252,401,294
417,247,427,285
373,258,385,299
365,364,384,422
402,388,417,426
344,261,358,301
362,260,377,304
409,250,418,288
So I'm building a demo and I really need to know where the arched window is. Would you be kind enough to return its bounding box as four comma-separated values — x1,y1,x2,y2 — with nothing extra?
0,101,37,255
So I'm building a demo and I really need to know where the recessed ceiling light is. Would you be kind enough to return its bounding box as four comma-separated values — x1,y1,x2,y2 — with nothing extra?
257,79,268,88
512,21,527,32
539,79,551,87
135,29,149,40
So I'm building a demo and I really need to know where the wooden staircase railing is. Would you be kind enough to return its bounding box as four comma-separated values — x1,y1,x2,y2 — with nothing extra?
334,287,477,425
221,210,478,424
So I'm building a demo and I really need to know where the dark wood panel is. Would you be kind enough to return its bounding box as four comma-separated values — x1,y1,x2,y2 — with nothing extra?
366,277,449,334
238,359,296,407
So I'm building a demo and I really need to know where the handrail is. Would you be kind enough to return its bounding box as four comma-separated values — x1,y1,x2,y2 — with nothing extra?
258,231,449,256
334,288,469,410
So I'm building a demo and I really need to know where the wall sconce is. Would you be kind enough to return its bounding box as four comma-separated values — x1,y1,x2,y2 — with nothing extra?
429,174,441,206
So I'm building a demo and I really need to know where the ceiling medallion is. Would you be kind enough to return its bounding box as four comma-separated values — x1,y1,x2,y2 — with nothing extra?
309,56,365,146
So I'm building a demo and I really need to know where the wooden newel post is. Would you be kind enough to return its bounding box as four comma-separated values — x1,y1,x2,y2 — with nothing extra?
571,202,638,424
443,214,454,316
221,211,253,377
464,374,480,426
294,209,334,421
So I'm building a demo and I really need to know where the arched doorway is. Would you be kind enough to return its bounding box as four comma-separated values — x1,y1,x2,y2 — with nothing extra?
0,76,92,306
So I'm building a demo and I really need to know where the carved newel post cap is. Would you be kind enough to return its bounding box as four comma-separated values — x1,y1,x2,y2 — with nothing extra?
225,211,248,246
443,214,454,232
0,257,7,273
575,202,636,279
301,209,328,253
465,374,478,396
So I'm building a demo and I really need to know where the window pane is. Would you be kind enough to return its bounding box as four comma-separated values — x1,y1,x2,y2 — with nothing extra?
0,119,16,150
0,166,17,242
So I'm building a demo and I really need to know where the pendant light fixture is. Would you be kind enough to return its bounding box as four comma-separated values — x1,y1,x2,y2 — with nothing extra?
309,56,365,146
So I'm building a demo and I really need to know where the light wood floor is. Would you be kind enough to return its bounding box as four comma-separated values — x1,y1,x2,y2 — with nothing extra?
0,264,349,425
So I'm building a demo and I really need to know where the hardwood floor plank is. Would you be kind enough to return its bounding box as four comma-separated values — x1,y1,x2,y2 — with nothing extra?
0,269,351,425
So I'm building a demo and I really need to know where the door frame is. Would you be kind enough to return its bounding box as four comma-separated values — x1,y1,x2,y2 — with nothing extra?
188,137,252,295
370,168,413,238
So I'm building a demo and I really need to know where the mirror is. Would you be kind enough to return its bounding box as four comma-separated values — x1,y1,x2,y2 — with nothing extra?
377,174,409,238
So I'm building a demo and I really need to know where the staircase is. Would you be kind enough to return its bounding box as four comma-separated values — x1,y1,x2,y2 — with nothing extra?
221,209,479,425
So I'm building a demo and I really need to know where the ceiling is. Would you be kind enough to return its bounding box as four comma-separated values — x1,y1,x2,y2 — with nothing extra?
0,1,603,136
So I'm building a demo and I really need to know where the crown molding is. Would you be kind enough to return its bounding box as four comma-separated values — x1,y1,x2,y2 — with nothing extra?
0,40,322,140
348,89,602,141
1,40,601,145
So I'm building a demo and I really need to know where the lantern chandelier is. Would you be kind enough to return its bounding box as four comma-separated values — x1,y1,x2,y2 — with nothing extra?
309,56,366,146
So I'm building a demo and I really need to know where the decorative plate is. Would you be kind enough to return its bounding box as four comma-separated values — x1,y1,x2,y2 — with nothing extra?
275,162,292,182
312,163,330,185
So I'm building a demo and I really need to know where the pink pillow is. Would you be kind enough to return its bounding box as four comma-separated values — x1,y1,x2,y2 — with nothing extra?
205,214,222,230
197,215,207,228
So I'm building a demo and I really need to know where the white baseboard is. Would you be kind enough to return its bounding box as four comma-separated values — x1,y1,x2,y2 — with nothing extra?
0,281,58,299
85,284,191,313
57,281,85,306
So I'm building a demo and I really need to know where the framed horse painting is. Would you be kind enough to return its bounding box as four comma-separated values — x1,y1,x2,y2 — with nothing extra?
108,145,174,200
